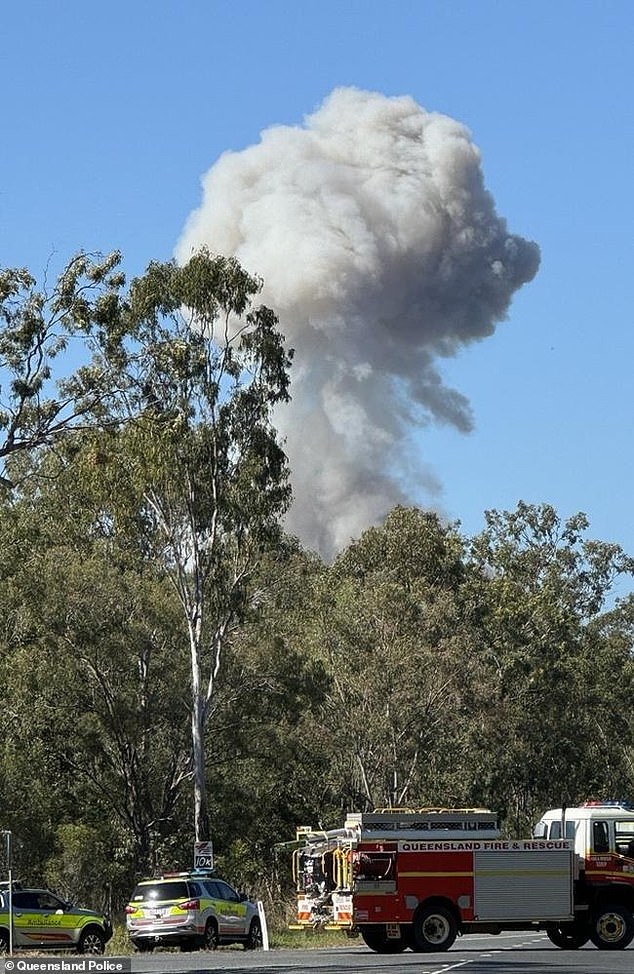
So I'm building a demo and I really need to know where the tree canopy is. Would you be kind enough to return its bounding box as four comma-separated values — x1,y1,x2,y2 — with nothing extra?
1,251,633,913
0,252,128,484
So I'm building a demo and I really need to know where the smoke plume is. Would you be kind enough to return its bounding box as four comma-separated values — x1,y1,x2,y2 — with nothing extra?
176,87,540,559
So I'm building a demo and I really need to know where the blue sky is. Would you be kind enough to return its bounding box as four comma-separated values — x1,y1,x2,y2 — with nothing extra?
3,1,633,586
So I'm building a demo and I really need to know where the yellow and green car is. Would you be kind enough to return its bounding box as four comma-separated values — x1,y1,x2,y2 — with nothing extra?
0,884,112,954
125,871,262,951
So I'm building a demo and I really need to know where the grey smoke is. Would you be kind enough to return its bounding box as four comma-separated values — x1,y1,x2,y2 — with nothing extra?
176,87,540,559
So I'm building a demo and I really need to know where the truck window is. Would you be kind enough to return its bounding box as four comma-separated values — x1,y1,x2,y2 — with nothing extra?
353,852,395,881
592,820,610,853
548,820,576,840
615,821,634,857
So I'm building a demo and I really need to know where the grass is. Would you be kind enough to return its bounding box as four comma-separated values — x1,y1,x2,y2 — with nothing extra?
107,921,356,954
269,927,355,950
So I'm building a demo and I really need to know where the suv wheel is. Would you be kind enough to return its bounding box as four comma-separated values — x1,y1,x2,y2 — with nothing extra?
244,917,262,950
0,931,9,955
77,928,106,955
202,920,219,951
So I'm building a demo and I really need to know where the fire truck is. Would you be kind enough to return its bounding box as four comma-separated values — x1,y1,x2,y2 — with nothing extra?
286,801,634,952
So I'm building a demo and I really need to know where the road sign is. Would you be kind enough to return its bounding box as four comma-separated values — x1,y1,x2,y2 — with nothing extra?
194,840,214,870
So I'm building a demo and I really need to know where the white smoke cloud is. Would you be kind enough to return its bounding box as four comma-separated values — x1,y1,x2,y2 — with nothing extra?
176,87,540,559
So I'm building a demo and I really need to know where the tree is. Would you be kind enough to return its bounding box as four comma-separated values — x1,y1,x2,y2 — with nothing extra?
0,246,294,854
305,507,481,811
0,464,193,883
578,595,634,795
0,451,329,898
206,542,331,885
0,252,128,486
467,501,634,832
85,251,294,840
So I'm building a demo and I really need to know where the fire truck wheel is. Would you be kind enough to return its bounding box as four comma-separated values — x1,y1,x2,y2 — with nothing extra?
412,904,458,951
359,925,406,953
546,923,590,949
590,905,634,950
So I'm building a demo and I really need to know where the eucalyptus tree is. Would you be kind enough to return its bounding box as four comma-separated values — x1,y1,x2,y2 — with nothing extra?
87,251,294,841
0,457,192,883
467,501,634,832
578,594,634,796
308,506,480,811
1,246,294,849
0,251,127,486
210,545,332,857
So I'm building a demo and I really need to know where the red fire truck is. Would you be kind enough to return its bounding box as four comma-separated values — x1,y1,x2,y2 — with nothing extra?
286,801,634,952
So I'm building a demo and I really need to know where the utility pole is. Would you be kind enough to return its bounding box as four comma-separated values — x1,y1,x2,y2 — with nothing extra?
1,831,12,955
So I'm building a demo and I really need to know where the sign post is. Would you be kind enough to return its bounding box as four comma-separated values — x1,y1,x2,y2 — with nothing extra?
1,831,12,955
257,900,270,950
193,840,214,870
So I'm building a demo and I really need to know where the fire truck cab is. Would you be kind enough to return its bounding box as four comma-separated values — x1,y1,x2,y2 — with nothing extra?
533,800,634,861
287,801,634,953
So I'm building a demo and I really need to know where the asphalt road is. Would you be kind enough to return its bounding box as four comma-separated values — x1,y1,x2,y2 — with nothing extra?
121,931,633,974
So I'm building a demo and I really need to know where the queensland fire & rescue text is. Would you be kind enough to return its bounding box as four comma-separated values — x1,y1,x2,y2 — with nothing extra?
398,839,571,852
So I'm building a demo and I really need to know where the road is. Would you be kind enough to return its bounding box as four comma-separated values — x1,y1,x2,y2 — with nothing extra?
126,931,633,974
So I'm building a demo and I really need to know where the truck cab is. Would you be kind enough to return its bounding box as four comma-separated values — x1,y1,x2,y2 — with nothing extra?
533,800,634,864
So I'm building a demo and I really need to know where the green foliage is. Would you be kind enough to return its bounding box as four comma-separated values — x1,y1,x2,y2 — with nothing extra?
2,250,634,916
45,824,117,910
0,481,193,888
1,493,633,907
466,502,634,832
102,251,293,843
0,252,128,483
300,508,485,812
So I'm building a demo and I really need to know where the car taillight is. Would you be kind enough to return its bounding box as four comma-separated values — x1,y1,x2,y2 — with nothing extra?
124,905,136,914
177,899,199,911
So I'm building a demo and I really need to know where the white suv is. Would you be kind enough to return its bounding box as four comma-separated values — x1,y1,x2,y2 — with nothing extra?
125,872,262,952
